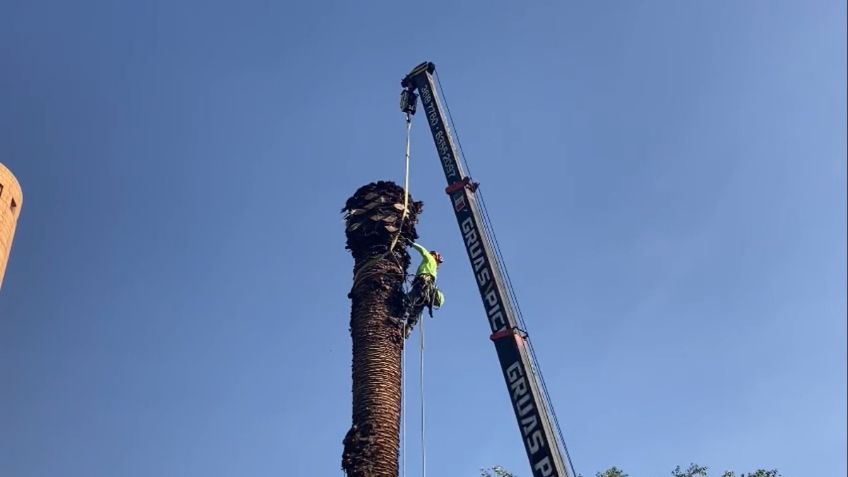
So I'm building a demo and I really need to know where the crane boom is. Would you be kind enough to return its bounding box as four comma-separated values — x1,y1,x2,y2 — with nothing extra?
401,62,574,477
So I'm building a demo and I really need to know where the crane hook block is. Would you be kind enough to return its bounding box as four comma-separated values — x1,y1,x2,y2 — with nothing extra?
400,89,418,115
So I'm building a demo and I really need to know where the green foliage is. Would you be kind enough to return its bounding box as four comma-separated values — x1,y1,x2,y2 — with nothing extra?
722,471,782,477
596,467,629,477
672,463,708,477
480,466,517,477
480,464,783,477
480,463,781,477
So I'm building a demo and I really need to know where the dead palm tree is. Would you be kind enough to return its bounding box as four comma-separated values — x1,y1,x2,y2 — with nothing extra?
341,181,422,477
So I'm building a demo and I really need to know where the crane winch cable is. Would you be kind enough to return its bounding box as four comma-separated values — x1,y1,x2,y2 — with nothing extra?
350,113,413,291
433,70,577,477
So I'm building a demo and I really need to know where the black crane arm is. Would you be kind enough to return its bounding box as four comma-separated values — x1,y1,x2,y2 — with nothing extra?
401,62,574,477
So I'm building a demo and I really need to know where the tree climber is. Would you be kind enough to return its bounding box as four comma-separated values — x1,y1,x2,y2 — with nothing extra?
404,240,445,338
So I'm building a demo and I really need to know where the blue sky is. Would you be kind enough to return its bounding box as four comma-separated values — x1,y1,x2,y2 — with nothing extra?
1,1,845,476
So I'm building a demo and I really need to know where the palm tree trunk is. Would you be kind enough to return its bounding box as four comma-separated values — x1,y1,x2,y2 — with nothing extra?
341,181,422,477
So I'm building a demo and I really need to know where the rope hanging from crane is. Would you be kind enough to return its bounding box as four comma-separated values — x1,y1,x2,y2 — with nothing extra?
400,310,429,477
396,107,429,477
400,114,412,477
419,309,427,477
349,113,414,291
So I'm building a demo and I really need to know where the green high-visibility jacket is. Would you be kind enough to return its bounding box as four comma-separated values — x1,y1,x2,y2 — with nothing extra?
411,242,438,279
411,242,445,308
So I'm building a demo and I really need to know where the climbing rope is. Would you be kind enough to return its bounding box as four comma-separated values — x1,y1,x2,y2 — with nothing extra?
386,113,414,477
388,113,412,253
434,72,577,476
401,341,407,477
400,112,414,477
349,110,423,476
419,311,427,477
400,303,427,477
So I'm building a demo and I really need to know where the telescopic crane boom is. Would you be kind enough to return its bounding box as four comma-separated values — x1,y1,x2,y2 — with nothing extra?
400,62,576,477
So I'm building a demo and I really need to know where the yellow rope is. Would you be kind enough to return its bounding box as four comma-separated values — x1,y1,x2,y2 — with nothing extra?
388,114,412,252
350,114,412,292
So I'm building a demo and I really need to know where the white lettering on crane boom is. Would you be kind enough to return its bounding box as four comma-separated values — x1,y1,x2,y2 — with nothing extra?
507,362,555,476
460,216,505,330
418,83,458,180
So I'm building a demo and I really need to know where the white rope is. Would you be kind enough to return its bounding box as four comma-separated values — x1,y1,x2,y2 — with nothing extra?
400,112,412,477
350,114,413,290
403,113,411,205
419,314,426,477
388,114,412,252
401,341,406,477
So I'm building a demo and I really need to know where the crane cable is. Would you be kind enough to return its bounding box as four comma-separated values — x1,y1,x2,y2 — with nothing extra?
390,113,413,253
350,114,413,291
350,101,422,477
434,71,577,477
399,110,427,477
400,111,413,477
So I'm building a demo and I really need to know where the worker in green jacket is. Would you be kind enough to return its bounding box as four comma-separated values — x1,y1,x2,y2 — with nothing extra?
404,241,445,338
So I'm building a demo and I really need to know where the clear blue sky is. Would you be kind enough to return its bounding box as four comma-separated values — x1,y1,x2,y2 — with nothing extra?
1,1,845,476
